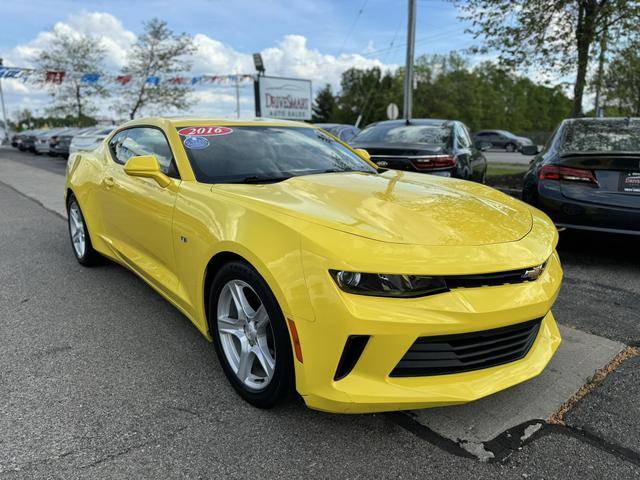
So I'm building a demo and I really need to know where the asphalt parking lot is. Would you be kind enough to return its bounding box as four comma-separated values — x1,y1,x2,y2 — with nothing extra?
1,147,640,479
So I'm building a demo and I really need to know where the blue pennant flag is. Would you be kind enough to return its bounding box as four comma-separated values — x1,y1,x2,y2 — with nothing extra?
146,76,160,86
0,66,25,79
81,73,100,84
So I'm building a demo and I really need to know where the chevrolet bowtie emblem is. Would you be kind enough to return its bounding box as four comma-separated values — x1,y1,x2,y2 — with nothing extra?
522,263,545,281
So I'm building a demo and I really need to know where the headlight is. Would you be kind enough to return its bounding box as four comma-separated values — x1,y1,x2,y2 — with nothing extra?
329,270,448,298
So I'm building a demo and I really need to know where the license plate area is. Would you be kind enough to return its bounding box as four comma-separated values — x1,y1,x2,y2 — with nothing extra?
619,172,640,193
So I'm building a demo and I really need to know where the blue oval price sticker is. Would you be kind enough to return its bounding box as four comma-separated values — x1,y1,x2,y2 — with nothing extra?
183,136,210,150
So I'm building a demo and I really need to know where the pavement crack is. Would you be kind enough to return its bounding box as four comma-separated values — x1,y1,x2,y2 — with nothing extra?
80,425,189,469
168,405,201,417
549,345,640,425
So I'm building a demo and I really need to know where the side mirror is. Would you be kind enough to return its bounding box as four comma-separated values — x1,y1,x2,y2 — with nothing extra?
520,145,540,156
123,155,171,187
354,148,371,161
476,141,492,151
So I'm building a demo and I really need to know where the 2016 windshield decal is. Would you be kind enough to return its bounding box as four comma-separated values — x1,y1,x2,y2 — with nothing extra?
178,126,233,136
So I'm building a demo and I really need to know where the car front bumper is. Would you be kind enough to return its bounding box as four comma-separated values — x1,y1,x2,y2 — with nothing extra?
294,239,563,414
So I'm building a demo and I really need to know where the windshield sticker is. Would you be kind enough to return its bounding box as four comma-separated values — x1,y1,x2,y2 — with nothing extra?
178,126,233,137
183,136,210,150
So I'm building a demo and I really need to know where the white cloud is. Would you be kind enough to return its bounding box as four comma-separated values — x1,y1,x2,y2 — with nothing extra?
0,11,398,120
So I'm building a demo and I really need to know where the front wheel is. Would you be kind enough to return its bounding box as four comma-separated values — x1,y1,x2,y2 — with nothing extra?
67,194,101,266
209,261,295,409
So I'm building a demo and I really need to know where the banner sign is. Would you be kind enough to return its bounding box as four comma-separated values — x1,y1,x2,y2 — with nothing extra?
256,76,312,120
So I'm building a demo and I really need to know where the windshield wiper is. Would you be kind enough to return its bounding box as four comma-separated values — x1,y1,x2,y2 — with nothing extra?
239,175,292,184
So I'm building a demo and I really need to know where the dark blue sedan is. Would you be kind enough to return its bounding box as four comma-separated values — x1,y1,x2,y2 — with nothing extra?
522,118,640,236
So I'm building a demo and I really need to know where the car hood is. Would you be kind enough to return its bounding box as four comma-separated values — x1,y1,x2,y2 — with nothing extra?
213,171,533,246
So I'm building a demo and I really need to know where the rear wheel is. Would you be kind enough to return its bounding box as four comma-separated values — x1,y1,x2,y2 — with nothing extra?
67,194,101,266
505,143,516,152
209,261,295,409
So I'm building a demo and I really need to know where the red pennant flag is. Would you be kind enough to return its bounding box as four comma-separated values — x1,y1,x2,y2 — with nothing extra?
116,75,132,85
45,71,65,84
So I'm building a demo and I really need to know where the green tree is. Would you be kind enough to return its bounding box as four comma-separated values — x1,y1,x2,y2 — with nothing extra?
451,0,640,117
36,31,108,122
311,84,337,122
118,19,195,119
601,42,640,115
334,67,401,126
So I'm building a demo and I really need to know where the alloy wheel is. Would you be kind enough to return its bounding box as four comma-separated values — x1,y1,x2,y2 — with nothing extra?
68,201,86,258
217,279,276,391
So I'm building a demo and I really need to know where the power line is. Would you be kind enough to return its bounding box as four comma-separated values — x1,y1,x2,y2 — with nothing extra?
337,0,370,57
356,12,405,126
358,25,462,59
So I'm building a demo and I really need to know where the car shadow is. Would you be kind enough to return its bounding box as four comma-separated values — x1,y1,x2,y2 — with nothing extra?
557,229,640,264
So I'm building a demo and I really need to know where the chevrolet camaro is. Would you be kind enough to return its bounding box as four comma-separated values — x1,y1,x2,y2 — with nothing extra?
65,117,562,413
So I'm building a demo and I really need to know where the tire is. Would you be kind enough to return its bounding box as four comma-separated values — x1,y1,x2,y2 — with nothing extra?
209,261,295,409
66,194,101,266
505,143,516,152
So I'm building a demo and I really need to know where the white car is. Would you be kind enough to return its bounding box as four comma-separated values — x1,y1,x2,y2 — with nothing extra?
69,126,114,154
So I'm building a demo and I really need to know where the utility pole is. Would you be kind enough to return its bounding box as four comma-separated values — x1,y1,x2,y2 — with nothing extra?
0,58,9,143
403,0,417,122
234,74,241,119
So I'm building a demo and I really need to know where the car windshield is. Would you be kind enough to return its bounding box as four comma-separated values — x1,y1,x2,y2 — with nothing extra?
561,119,640,153
178,126,377,184
354,123,452,146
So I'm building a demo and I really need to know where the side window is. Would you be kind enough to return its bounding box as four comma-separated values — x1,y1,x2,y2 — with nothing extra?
455,124,472,149
109,127,179,178
340,128,357,142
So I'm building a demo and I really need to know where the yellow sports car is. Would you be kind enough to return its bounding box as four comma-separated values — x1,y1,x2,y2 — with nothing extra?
65,117,562,413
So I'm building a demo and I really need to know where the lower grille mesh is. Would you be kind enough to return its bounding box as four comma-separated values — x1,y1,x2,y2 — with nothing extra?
390,318,542,377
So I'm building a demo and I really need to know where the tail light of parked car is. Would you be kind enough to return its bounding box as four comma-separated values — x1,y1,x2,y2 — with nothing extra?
410,155,457,170
539,165,598,185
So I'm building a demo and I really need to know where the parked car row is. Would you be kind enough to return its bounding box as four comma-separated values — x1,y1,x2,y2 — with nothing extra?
319,117,639,237
10,125,114,158
318,123,535,153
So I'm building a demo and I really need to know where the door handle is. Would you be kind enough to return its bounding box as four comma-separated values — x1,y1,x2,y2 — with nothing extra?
103,176,115,189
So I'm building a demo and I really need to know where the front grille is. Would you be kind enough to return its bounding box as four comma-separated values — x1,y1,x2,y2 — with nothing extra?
390,318,542,377
445,263,546,289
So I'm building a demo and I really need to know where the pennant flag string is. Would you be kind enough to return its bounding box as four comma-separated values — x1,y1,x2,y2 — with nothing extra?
0,66,255,87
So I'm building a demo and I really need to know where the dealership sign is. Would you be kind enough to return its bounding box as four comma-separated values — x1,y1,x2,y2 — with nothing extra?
256,76,312,120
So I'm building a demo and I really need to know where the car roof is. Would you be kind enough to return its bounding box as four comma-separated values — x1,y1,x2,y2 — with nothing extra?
363,119,455,129
315,123,356,129
118,116,312,130
564,117,640,125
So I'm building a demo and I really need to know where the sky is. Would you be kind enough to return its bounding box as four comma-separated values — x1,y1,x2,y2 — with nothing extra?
0,0,480,121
